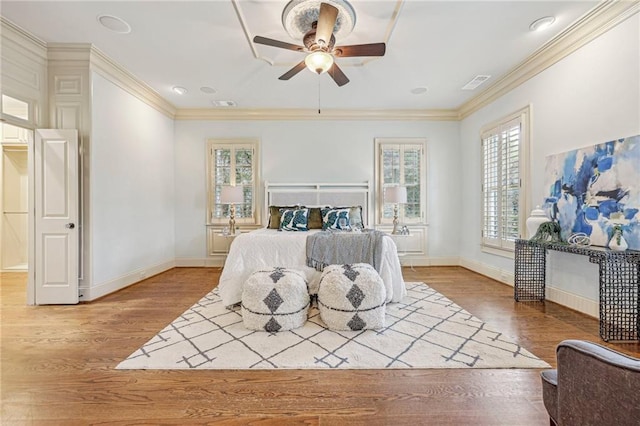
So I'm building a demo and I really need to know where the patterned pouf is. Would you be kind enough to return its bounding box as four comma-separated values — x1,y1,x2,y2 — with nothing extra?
241,267,310,332
317,263,386,331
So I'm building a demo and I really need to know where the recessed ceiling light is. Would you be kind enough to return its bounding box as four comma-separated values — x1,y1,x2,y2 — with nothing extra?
212,100,236,107
411,87,428,95
97,15,131,34
172,86,188,95
529,16,555,32
200,87,216,94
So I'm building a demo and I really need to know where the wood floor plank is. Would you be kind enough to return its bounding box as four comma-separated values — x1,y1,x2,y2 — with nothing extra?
2,266,639,424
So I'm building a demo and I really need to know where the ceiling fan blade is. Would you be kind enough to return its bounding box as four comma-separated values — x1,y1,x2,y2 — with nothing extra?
279,61,307,80
328,63,349,87
315,3,338,47
334,43,386,57
253,35,305,52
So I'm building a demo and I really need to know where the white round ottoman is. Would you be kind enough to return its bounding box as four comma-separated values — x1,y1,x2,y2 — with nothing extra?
317,263,386,331
241,267,310,332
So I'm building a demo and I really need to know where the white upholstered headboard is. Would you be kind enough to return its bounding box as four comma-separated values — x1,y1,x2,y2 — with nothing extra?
264,181,371,226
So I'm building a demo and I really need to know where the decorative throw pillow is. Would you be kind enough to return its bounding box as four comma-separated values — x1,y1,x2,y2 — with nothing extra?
348,206,364,229
279,208,309,231
333,206,364,229
321,207,351,230
268,205,301,229
308,207,323,229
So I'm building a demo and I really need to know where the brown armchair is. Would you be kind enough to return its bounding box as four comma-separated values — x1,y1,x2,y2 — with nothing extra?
540,339,640,426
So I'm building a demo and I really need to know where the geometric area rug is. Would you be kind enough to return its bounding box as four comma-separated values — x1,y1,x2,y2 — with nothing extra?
117,282,550,370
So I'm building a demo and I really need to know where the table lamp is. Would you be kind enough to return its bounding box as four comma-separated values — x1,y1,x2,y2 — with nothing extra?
220,186,244,235
385,186,407,235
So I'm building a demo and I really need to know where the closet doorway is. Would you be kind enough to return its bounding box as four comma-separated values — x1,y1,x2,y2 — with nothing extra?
1,122,31,272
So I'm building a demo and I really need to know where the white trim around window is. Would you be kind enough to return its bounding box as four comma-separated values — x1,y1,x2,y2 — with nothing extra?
480,105,531,255
206,138,261,226
374,138,427,226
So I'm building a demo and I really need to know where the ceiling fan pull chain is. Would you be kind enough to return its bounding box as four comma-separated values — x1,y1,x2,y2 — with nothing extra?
318,75,321,114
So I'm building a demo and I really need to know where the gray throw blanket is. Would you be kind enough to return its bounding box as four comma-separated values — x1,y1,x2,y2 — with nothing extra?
306,230,386,272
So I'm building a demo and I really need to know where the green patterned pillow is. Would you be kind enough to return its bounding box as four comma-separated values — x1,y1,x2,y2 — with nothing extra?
279,208,309,231
321,207,351,230
308,207,323,229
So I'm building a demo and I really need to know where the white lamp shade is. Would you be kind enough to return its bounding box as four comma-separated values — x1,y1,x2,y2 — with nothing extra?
220,186,244,204
385,186,407,204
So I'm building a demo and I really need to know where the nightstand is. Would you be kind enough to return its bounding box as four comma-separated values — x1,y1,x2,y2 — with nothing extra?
389,233,415,271
218,232,239,269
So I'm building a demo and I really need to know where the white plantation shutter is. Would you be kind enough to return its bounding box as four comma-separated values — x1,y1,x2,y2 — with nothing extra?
482,133,501,247
481,116,523,251
502,120,521,246
207,139,259,225
377,141,426,225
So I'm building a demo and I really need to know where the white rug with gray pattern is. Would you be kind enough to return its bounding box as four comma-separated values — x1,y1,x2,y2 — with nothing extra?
117,282,550,370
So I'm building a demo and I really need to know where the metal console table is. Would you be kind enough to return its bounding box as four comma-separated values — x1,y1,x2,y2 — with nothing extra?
514,239,640,341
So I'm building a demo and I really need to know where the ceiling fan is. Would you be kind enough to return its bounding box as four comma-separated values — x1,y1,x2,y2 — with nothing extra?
253,2,386,87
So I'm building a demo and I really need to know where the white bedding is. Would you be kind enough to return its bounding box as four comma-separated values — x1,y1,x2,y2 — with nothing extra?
218,228,406,307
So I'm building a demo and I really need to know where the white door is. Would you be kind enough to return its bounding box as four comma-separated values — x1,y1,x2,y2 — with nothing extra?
34,129,79,304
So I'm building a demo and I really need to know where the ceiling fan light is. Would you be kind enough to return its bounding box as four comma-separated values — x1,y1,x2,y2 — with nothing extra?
305,51,334,74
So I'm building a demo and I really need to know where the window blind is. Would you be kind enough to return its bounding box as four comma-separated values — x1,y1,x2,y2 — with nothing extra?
376,140,426,225
379,143,424,223
482,117,521,250
208,141,257,225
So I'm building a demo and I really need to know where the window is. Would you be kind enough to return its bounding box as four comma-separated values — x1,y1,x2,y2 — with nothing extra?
375,138,426,225
1,94,30,122
207,139,260,226
481,107,530,252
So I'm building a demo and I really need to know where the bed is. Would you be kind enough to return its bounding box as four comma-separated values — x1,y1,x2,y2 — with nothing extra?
217,182,406,307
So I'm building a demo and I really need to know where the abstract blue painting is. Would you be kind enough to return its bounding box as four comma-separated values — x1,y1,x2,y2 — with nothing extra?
544,135,640,250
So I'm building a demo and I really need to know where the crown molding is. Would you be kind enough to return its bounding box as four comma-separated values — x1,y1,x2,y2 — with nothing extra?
458,0,640,120
0,16,47,61
3,0,636,124
174,108,459,121
88,46,177,118
45,43,177,118
47,43,92,66
176,0,639,122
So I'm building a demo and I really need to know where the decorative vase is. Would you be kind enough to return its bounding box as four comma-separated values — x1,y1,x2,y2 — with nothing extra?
526,205,548,239
608,226,628,251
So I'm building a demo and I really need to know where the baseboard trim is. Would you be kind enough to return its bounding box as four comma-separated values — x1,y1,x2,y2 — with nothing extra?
110,255,599,318
80,259,176,301
397,256,456,267
459,256,599,318
175,255,459,268
546,286,598,319
175,258,221,267
459,257,514,286
422,256,460,266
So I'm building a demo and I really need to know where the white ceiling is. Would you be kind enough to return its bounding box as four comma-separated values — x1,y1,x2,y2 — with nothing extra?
1,1,599,111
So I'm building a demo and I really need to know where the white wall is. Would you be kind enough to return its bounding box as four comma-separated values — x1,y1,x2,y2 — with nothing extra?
91,72,175,291
459,14,640,314
174,119,461,262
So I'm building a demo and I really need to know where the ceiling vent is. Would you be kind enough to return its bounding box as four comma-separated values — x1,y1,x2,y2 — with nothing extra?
461,75,491,90
212,100,237,107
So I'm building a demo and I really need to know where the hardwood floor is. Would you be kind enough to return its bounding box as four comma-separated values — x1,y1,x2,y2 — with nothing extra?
2,267,639,425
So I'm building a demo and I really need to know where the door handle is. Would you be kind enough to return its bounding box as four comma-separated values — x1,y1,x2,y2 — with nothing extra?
65,223,75,229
